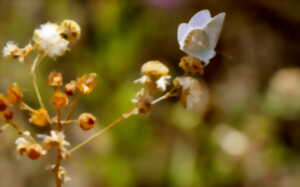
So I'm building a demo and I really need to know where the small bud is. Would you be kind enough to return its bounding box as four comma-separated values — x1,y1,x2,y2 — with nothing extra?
78,113,96,131
76,73,97,95
3,110,14,121
48,72,63,87
60,20,81,43
52,90,69,109
179,56,204,75
7,83,23,104
0,94,9,112
65,80,76,96
29,108,50,127
141,60,169,78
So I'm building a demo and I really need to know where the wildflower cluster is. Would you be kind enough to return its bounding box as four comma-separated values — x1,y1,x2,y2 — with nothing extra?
1,9,225,187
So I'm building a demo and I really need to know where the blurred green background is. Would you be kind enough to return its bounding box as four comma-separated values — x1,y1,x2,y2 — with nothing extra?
1,0,300,187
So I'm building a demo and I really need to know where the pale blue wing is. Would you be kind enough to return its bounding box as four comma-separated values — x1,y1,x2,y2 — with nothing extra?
189,10,212,28
177,23,191,47
204,12,226,49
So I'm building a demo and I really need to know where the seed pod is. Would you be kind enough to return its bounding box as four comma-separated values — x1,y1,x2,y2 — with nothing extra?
65,80,76,96
78,113,96,131
60,20,81,43
7,83,23,104
48,72,63,87
26,144,46,160
52,90,69,109
76,73,97,95
3,110,14,121
29,108,50,127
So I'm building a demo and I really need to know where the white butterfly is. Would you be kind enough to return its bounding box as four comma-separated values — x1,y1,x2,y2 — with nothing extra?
177,10,225,65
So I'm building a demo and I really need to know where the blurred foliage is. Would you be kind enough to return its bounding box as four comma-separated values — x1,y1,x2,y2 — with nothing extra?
1,0,300,187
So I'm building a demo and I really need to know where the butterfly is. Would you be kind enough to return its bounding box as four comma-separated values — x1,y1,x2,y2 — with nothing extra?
177,10,226,65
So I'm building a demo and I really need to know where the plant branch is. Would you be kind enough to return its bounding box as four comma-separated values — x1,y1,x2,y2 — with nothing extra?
31,54,45,108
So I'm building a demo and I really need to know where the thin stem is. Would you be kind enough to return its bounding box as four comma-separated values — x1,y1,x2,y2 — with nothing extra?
69,108,137,154
7,121,23,135
65,95,80,121
151,88,177,105
31,54,45,108
53,149,63,187
57,108,62,131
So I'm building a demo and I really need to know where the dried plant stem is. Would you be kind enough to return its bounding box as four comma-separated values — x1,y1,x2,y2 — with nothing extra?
53,149,63,187
69,108,138,154
65,95,80,121
31,54,45,108
7,121,23,135
69,89,177,154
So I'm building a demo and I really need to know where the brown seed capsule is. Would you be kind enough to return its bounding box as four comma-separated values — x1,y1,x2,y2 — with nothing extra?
179,56,204,75
3,110,14,121
7,83,23,104
76,73,97,95
29,108,50,127
48,72,64,87
0,94,9,112
52,90,69,109
141,60,169,78
65,80,76,96
78,113,96,131
26,144,45,160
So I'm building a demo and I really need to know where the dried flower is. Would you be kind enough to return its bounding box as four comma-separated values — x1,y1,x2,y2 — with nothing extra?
141,60,169,78
33,23,69,58
65,80,77,96
0,94,9,112
60,20,81,43
2,42,33,62
52,90,69,109
156,75,171,91
179,56,204,75
29,108,50,127
48,72,63,87
38,131,70,158
76,73,97,95
133,89,153,114
173,76,208,113
7,83,23,104
78,113,96,131
15,137,46,160
177,10,225,65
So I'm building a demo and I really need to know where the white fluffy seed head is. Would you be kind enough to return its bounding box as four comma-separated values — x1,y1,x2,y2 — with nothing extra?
2,41,19,57
33,23,69,58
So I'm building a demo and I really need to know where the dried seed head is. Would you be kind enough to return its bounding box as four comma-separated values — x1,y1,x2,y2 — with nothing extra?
2,42,33,62
179,56,204,75
60,20,81,43
173,76,209,113
52,90,69,109
48,72,64,87
29,108,50,127
7,83,23,104
3,110,14,121
133,89,152,114
0,94,9,112
26,144,46,160
15,138,46,160
76,73,97,95
141,61,169,78
78,113,96,131
65,80,76,96
38,131,70,152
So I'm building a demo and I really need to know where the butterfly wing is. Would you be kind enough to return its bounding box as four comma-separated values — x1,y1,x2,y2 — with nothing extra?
177,23,192,48
204,13,226,49
189,10,212,28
